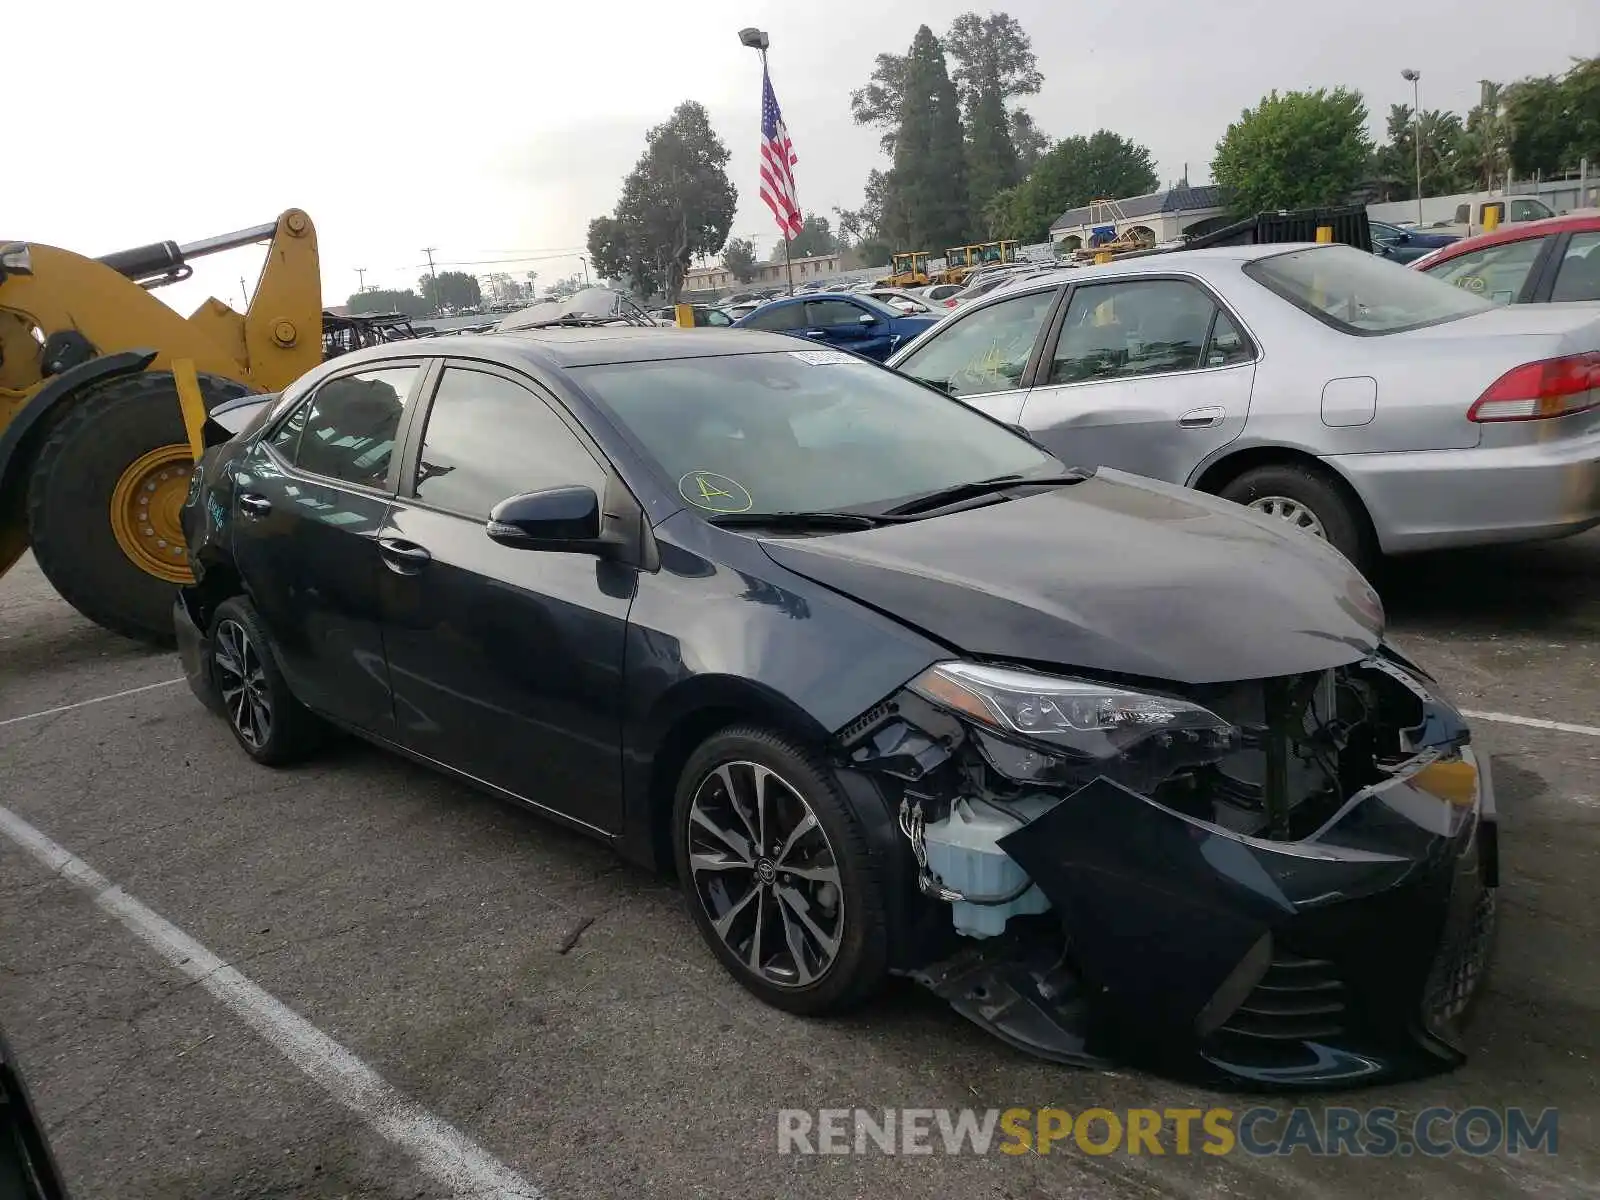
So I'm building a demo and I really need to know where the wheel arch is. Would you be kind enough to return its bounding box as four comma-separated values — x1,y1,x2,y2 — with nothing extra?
0,351,158,567
622,673,838,876
1189,442,1382,558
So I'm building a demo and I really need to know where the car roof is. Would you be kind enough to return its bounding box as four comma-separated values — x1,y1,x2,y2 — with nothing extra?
318,327,805,372
761,290,873,303
1416,211,1600,262
958,242,1316,298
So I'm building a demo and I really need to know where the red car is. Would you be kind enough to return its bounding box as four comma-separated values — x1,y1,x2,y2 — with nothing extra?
1409,211,1600,305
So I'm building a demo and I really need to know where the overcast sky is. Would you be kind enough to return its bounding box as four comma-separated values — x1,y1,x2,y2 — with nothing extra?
10,0,1596,315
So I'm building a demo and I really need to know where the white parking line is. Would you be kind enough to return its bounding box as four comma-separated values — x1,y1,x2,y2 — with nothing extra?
0,678,184,728
1461,710,1600,738
0,804,544,1200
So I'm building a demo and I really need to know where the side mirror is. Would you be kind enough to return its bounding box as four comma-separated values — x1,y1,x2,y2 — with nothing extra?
486,485,613,554
858,313,878,325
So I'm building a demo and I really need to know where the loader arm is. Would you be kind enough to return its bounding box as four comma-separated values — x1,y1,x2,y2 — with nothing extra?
0,209,322,640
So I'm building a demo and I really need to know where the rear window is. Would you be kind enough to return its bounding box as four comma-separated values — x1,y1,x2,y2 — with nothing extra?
1244,244,1493,335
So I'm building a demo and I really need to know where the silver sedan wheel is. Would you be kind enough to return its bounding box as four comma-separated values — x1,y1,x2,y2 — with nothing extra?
213,619,272,749
687,761,844,989
1249,496,1328,540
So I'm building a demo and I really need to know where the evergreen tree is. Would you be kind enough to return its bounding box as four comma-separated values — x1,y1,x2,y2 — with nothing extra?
946,12,1041,227
889,26,970,251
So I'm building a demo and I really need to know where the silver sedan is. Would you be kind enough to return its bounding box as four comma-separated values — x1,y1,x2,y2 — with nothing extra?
885,242,1600,574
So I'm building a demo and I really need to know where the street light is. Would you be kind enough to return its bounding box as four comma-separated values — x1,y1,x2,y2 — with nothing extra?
1401,69,1423,225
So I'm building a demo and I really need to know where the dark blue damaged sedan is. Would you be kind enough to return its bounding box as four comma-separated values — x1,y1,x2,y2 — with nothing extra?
175,325,1498,1089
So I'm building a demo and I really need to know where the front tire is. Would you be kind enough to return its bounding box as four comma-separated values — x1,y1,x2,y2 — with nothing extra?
26,370,250,644
207,596,324,766
673,726,890,1016
1218,462,1375,576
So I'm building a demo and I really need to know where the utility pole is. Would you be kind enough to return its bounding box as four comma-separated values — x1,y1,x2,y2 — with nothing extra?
1402,69,1424,224
240,276,249,308
422,247,440,313
356,267,367,293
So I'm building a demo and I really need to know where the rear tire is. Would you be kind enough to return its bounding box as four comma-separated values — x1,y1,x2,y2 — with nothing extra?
206,596,325,766
673,726,891,1017
26,370,249,645
1218,462,1375,577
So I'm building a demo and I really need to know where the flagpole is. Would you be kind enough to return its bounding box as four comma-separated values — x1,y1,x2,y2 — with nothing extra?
761,45,796,298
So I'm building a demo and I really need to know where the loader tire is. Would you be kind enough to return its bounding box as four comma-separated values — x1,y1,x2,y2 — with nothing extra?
26,370,250,646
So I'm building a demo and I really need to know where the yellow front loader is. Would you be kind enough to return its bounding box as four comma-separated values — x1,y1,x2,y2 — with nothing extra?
0,210,323,643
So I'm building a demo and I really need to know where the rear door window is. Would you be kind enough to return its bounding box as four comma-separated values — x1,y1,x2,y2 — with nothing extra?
272,364,420,488
1549,232,1600,302
743,302,806,331
1422,237,1548,305
805,299,870,327
1046,279,1219,384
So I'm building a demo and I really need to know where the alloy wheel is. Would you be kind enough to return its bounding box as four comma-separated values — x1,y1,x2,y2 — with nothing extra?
214,619,272,749
1249,496,1327,540
687,761,844,988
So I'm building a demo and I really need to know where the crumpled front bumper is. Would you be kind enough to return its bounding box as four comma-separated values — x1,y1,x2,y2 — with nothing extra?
994,746,1496,1089
888,654,1500,1091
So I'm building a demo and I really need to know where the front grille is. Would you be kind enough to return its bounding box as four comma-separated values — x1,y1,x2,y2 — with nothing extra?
1216,952,1347,1042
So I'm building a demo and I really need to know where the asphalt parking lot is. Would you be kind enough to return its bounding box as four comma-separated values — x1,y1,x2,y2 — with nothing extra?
2,534,1597,1200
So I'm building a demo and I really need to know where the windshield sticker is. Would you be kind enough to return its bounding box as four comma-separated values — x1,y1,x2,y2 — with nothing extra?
679,470,753,513
788,349,859,366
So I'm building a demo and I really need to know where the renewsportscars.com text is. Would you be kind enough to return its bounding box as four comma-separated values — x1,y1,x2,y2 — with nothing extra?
776,1106,1559,1157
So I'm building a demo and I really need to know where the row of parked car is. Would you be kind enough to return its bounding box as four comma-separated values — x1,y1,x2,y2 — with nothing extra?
723,212,1600,573
496,212,1599,576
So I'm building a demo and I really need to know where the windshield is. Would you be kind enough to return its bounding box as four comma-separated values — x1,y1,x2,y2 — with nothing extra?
1244,244,1493,334
574,350,1060,517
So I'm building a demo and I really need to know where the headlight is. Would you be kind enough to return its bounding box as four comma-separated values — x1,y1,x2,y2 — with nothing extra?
907,661,1239,783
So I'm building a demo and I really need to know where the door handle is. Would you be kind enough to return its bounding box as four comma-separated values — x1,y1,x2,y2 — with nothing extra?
238,493,272,517
803,329,828,338
1178,406,1226,429
377,537,432,573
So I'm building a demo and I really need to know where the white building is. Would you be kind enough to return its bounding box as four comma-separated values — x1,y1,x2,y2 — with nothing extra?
1049,184,1231,250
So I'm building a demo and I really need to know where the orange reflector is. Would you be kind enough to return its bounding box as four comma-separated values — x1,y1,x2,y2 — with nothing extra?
913,670,1000,727
1412,759,1479,807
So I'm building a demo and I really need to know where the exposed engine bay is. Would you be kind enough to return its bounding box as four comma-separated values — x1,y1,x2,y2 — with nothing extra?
838,646,1497,1088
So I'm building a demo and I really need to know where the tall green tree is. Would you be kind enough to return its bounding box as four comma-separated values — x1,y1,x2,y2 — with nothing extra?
850,51,911,156
1457,80,1510,190
1504,57,1600,177
782,213,838,260
1010,110,1053,174
1371,104,1470,200
347,288,428,317
1212,88,1373,216
721,237,757,282
945,12,1043,222
888,26,970,251
984,131,1158,243
585,100,737,302
419,270,481,311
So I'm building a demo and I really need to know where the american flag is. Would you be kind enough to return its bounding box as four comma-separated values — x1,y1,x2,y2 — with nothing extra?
759,63,803,240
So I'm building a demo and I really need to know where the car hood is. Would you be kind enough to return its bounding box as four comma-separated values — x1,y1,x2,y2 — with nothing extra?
757,470,1384,685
